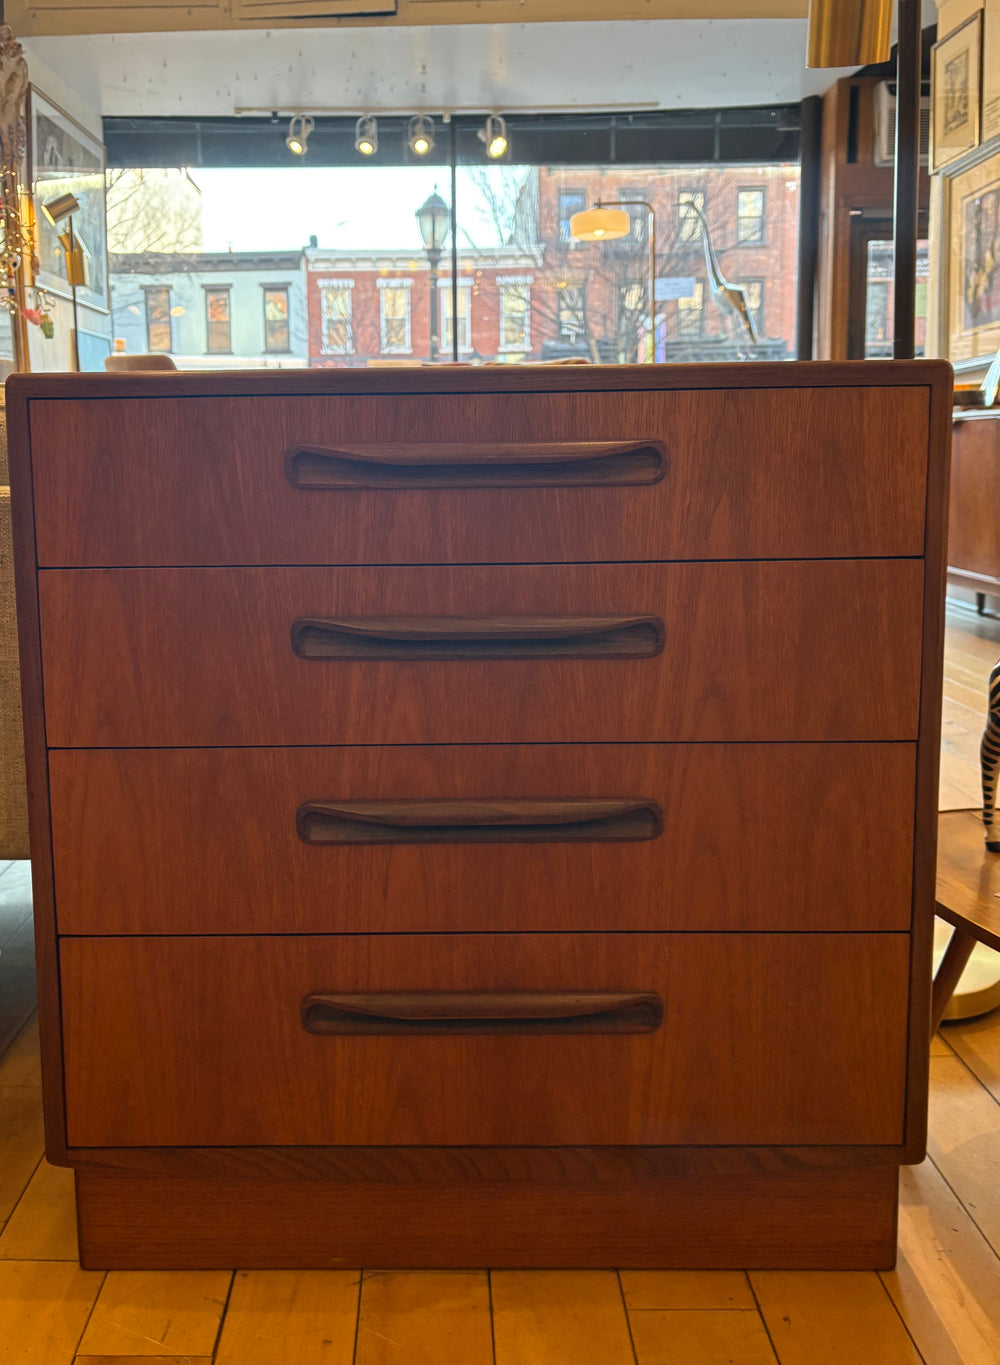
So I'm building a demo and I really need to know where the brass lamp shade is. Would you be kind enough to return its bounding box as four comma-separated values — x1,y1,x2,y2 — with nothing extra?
806,0,893,67
40,192,80,226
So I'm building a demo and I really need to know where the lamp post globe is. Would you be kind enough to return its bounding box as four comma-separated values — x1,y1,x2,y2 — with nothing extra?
416,189,450,362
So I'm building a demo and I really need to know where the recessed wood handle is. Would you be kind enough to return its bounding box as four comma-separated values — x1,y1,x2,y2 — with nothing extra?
290,614,664,661
286,440,666,489
300,990,663,1035
297,797,663,845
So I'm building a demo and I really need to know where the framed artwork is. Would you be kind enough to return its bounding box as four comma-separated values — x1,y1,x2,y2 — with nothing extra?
945,150,1000,362
932,14,982,172
27,87,109,312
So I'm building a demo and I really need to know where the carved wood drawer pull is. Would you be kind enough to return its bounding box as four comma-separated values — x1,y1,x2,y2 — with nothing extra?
300,990,664,1035
286,440,666,489
290,614,665,661
296,797,663,845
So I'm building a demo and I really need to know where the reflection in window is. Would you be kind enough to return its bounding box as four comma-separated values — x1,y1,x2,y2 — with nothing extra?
263,286,290,351
737,189,765,243
676,280,705,335
500,279,530,351
678,191,706,243
321,282,353,354
380,281,411,353
204,287,231,353
144,286,171,352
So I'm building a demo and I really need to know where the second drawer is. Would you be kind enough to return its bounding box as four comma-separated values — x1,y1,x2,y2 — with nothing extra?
39,559,924,746
49,743,916,934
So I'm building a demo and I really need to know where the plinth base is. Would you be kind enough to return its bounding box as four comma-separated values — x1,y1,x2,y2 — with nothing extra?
74,1162,899,1271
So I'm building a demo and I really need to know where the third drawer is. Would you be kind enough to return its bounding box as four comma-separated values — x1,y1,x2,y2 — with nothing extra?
39,559,924,746
48,742,916,934
60,931,911,1149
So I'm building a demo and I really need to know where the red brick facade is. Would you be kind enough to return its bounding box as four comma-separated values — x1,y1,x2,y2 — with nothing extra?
305,164,800,366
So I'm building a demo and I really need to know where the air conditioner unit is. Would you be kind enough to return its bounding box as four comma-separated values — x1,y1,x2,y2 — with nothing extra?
873,80,931,168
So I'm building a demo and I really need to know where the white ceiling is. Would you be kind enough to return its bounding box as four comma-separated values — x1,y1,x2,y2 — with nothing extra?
25,19,863,120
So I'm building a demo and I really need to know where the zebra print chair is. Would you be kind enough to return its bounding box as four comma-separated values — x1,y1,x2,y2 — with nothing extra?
933,659,1000,1029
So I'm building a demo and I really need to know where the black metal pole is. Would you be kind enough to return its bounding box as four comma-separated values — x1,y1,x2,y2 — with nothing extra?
893,0,921,359
427,246,440,362
796,95,822,360
450,119,459,363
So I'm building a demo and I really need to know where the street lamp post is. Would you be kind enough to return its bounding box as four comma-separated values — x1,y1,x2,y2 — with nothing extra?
415,189,450,363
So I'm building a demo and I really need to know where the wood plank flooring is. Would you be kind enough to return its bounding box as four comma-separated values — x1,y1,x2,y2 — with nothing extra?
2,596,1000,1363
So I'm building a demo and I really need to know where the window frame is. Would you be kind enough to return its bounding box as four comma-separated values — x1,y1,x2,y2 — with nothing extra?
678,190,706,244
319,279,355,356
557,188,587,243
498,277,531,353
675,278,705,336
736,187,766,245
203,285,232,354
439,278,473,353
557,281,586,339
143,285,172,353
262,284,291,353
379,279,412,354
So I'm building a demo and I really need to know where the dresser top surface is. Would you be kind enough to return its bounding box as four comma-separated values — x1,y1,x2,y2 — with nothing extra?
6,359,953,403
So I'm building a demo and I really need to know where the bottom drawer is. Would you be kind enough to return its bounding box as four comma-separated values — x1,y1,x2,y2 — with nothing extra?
60,933,910,1149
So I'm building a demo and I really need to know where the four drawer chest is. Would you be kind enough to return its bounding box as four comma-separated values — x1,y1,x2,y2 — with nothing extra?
7,361,951,1269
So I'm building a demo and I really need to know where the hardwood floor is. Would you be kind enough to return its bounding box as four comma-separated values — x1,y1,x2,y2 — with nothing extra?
2,596,1000,1363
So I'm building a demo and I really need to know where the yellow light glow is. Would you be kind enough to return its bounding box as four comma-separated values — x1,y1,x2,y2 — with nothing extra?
569,207,630,242
287,137,305,156
487,134,507,158
413,136,430,155
358,139,375,155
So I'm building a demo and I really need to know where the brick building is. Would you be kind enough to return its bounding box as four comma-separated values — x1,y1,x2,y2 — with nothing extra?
304,164,800,365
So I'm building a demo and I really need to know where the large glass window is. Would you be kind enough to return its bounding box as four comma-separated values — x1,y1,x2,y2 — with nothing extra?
557,189,586,242
557,283,586,339
144,286,171,351
204,287,231,352
380,281,411,353
321,281,353,354
263,286,290,351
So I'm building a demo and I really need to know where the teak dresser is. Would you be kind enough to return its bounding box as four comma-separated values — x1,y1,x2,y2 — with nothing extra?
7,362,950,1270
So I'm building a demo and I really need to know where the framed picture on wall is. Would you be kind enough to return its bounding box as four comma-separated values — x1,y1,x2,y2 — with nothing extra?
27,87,109,313
945,149,1000,362
932,14,982,172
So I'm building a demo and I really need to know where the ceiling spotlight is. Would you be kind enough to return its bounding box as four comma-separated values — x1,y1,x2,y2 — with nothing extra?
355,115,378,157
407,115,435,157
286,114,314,157
478,114,508,160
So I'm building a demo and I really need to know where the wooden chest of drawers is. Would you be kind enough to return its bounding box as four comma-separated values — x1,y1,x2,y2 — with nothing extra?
8,362,951,1270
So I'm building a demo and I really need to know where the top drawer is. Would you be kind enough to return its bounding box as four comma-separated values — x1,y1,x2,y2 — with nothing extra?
27,387,930,566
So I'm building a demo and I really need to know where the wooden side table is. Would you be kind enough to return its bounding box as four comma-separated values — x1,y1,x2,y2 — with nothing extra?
933,809,1000,1030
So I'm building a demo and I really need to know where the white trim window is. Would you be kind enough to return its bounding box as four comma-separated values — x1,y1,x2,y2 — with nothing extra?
320,280,354,355
438,278,472,353
498,276,531,352
378,279,412,353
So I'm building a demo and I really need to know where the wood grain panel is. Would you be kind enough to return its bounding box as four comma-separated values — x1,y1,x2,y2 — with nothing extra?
355,1271,493,1365
949,415,1000,585
48,743,915,935
73,1163,900,1271
76,1269,232,1357
28,386,929,566
750,1271,921,1364
60,933,910,1149
38,560,924,747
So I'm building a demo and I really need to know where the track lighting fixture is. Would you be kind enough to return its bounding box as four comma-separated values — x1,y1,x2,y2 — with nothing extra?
478,114,508,159
407,115,435,156
354,115,378,156
286,114,314,157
